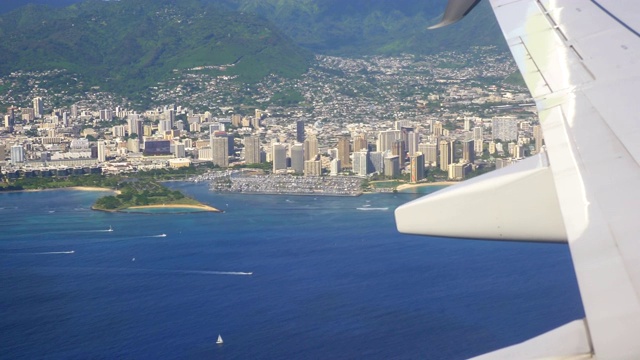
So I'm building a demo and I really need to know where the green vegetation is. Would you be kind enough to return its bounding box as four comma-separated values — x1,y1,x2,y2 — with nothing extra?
0,174,119,191
0,166,221,212
93,179,203,211
0,0,312,100
214,0,506,55
503,71,527,87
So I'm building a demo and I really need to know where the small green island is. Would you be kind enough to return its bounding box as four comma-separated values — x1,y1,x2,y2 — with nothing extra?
92,180,220,213
0,167,221,213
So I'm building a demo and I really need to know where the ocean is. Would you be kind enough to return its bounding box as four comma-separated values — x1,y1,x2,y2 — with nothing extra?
0,182,584,359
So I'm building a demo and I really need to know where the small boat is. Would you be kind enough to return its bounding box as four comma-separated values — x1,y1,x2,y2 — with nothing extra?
216,334,223,345
107,226,113,232
158,234,167,237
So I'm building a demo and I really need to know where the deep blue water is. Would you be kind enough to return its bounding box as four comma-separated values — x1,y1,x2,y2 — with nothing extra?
0,183,584,359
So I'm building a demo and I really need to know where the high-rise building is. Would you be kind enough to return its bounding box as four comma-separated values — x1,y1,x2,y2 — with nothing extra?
70,104,78,118
211,135,229,167
33,97,43,118
410,152,425,183
127,138,140,153
174,143,185,158
353,134,368,152
394,120,411,130
492,116,518,141
449,162,472,180
304,134,318,161
400,127,414,153
227,133,235,156
10,144,25,164
0,144,6,161
304,160,322,176
99,109,113,121
296,120,305,143
290,143,304,174
377,130,401,153
433,121,443,137
128,116,143,137
158,120,172,133
244,136,261,164
384,156,400,178
198,147,213,160
330,158,341,176
369,151,384,174
462,139,475,163
419,142,438,166
231,114,242,127
353,150,369,176
272,143,287,172
439,140,451,171
97,141,106,162
112,125,126,138
392,139,405,159
473,126,484,154
251,116,260,129
165,109,176,128
533,125,543,153
407,131,420,156
337,135,351,167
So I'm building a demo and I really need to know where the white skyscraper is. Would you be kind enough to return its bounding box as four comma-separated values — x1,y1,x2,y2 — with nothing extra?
272,143,287,172
33,97,43,118
330,158,341,176
97,141,106,162
10,144,25,164
353,150,370,176
407,131,420,156
290,143,304,174
211,135,229,167
377,130,401,153
304,134,319,161
174,143,185,158
244,136,261,164
419,142,438,166
473,126,484,153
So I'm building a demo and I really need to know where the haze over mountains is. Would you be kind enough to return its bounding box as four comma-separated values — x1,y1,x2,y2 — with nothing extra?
0,0,505,97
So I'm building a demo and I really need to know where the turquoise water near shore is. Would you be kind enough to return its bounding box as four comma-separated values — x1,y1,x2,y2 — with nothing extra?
0,182,583,359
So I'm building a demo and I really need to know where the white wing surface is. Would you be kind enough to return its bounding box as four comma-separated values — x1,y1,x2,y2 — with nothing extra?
396,0,640,358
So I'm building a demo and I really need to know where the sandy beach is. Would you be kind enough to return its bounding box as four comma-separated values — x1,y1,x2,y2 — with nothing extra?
126,204,221,212
66,186,116,192
396,181,457,192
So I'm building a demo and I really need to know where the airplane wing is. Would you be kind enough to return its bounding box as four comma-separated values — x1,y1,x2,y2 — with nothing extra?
395,0,640,358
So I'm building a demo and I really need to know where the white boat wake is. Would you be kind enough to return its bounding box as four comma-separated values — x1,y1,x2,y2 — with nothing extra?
35,251,75,254
38,267,254,276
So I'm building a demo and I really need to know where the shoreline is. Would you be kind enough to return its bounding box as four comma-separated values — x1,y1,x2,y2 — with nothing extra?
66,186,116,193
125,204,221,212
0,186,116,194
396,182,456,192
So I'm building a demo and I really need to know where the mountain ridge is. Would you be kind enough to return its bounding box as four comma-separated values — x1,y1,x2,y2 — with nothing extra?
0,0,312,96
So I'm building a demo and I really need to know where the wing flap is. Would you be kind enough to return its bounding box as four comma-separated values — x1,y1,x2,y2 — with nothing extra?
469,319,593,360
489,0,640,358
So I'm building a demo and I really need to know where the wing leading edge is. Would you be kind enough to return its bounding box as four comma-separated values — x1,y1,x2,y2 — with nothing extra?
397,0,640,358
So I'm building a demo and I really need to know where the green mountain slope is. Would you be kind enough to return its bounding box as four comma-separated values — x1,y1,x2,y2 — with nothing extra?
0,0,312,95
209,0,505,55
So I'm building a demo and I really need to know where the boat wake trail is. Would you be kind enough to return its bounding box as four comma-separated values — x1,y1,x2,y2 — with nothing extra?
2,250,75,255
174,270,253,276
33,267,253,276
35,250,75,255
